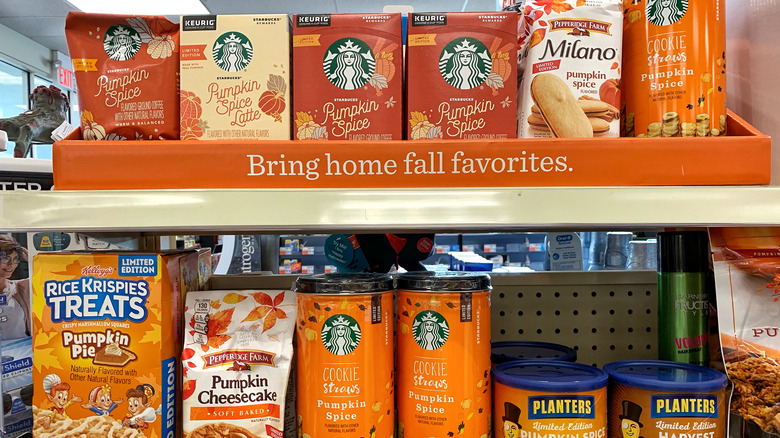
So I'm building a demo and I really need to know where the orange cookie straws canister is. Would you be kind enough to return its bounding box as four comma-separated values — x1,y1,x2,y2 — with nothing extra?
294,274,394,438
604,361,727,438
492,361,608,438
396,272,492,438
622,0,726,137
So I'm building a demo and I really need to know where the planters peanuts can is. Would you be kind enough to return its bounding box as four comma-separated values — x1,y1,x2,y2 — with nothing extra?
396,271,491,438
493,361,609,438
492,341,578,365
295,273,394,438
604,360,727,438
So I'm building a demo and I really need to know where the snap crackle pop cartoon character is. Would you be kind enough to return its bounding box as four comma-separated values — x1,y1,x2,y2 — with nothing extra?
620,400,645,438
503,402,522,438
123,384,157,429
41,374,82,429
81,384,124,416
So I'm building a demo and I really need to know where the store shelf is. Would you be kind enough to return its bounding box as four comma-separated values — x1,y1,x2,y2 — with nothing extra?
2,186,780,233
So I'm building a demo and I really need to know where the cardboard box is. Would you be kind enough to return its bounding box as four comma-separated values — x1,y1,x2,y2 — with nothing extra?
406,12,518,139
292,13,403,140
31,251,202,438
180,15,291,140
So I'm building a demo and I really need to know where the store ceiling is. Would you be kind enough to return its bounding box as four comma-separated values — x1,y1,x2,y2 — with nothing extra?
0,0,496,56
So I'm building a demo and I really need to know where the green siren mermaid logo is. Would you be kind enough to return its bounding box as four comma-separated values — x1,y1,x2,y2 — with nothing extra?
321,314,361,355
103,25,142,61
212,32,253,72
439,38,492,90
412,311,450,350
646,0,688,26
323,38,375,90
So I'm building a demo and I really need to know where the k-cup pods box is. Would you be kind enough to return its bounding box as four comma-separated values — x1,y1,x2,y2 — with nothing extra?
604,360,727,438
623,1,726,137
493,361,608,438
65,12,180,140
180,14,291,140
396,272,492,438
294,274,394,438
31,251,201,438
406,12,518,140
293,14,403,140
182,289,296,438
518,0,623,138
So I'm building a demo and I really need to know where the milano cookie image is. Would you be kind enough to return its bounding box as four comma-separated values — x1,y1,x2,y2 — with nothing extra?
528,114,609,136
531,73,593,138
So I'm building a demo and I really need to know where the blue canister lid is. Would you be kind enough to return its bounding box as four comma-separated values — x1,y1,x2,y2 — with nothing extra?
603,360,728,392
491,341,577,364
493,360,609,393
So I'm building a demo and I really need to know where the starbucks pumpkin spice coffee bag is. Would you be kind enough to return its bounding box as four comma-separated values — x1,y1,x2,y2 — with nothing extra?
292,14,403,140
65,12,180,140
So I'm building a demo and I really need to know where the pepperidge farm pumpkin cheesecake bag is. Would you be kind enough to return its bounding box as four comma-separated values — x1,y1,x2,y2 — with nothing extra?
179,15,291,140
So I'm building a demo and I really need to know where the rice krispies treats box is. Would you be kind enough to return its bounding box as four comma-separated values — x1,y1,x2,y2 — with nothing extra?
31,251,201,438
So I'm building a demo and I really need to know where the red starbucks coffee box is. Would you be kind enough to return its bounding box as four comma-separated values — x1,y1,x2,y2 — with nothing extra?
407,12,518,140
293,13,403,140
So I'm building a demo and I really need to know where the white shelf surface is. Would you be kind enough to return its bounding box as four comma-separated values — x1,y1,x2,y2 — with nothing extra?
1,186,779,233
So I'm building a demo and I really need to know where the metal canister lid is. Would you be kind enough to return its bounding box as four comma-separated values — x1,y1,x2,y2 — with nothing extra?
603,360,727,392
493,360,608,393
396,271,491,291
295,273,393,294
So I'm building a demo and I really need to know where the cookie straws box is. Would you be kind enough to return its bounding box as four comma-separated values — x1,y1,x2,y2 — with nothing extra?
293,13,403,140
180,15,291,140
406,12,517,140
31,252,200,438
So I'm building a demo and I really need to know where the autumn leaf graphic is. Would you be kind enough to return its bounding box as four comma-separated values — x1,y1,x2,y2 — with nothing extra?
245,291,289,332
202,307,235,352
222,293,247,304
182,379,196,400
534,0,574,14
529,28,546,49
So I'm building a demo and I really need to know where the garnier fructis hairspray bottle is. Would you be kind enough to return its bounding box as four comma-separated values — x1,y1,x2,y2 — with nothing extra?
657,231,710,366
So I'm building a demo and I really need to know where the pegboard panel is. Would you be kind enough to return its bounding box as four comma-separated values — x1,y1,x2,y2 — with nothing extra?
210,271,658,367
491,271,657,367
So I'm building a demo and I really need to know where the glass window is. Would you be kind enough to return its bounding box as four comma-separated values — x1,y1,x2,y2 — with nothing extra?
32,76,55,159
0,60,28,158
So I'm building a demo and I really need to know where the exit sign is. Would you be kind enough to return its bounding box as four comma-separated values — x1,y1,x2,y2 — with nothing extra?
58,66,72,89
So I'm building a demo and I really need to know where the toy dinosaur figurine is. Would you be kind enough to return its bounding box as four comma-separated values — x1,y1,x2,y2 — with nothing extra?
0,85,69,157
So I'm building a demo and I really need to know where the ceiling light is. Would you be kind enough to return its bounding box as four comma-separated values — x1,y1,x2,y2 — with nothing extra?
66,0,209,15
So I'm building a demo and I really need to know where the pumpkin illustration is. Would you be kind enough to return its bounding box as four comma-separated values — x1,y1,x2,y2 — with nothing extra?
81,110,106,140
599,79,620,109
375,51,396,83
147,35,175,59
491,52,512,82
258,90,285,122
180,90,202,120
180,117,203,140
411,121,435,140
259,74,287,122
297,121,320,140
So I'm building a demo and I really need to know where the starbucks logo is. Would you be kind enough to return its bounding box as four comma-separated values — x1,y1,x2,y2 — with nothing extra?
412,311,450,351
323,38,375,90
439,38,492,90
321,314,361,355
103,25,142,61
213,32,253,72
646,0,688,26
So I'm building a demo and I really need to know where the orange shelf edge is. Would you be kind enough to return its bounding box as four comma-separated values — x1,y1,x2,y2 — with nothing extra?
53,110,770,190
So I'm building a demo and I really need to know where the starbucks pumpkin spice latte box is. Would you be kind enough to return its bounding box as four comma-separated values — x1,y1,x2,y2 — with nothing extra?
407,12,518,140
180,15,291,140
31,251,201,438
292,13,403,140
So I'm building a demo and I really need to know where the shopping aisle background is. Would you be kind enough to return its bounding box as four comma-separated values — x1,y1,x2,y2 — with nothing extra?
726,0,780,183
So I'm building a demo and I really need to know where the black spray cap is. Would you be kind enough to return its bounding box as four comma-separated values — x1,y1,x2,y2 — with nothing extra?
657,231,710,273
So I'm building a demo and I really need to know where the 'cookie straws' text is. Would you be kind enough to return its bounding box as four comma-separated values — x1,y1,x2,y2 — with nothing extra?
44,277,150,323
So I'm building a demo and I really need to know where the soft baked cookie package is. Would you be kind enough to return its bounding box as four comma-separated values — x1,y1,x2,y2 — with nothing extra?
182,290,296,438
517,0,622,138
31,251,203,438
